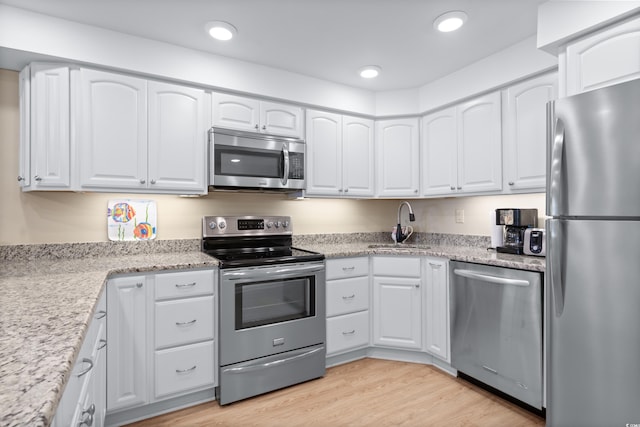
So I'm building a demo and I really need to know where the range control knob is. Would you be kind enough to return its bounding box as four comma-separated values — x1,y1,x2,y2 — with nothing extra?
283,220,290,228
274,221,281,228
266,221,273,229
218,221,226,229
208,222,217,230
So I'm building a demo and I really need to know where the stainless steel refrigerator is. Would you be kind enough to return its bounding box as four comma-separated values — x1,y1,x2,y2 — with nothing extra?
546,78,640,427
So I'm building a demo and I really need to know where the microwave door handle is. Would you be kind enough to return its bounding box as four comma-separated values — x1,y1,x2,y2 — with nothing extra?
281,143,290,186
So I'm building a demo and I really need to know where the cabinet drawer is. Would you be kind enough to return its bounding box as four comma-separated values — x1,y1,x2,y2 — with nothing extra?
155,296,214,349
372,256,421,277
155,269,214,300
327,311,370,356
326,276,369,317
326,257,369,280
155,340,215,398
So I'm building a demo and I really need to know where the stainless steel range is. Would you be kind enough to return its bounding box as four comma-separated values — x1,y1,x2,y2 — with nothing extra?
202,215,326,405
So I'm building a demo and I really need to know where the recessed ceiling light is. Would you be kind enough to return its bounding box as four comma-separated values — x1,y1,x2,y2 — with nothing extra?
433,11,467,32
359,65,381,79
205,21,237,41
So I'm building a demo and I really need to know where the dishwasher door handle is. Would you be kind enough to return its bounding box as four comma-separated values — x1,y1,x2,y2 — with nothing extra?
453,269,530,287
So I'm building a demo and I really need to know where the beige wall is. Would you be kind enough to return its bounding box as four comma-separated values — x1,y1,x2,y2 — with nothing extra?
0,69,545,245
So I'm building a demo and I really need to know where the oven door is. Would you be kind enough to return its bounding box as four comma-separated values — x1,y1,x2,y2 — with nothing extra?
210,129,305,190
219,261,325,366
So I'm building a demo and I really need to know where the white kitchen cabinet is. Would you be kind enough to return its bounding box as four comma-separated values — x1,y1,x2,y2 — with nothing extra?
424,257,450,363
77,68,208,194
18,63,70,191
372,257,422,350
106,269,216,422
54,291,107,427
503,72,558,192
212,92,303,138
107,275,148,412
564,15,640,97
305,110,374,197
376,118,420,197
325,257,370,356
421,92,502,196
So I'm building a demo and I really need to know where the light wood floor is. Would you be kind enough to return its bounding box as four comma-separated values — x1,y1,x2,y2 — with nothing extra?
127,358,545,427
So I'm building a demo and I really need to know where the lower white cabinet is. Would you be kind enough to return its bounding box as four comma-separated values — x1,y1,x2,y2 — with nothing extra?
106,268,217,418
325,257,370,356
372,257,422,350
423,257,450,362
54,291,107,427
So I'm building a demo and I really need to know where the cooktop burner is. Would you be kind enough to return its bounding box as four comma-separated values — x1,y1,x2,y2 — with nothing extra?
201,215,324,268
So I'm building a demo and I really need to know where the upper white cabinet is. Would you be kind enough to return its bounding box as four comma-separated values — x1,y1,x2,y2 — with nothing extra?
376,118,420,197
212,93,303,138
422,92,502,196
18,63,70,191
503,72,558,192
76,69,209,194
306,110,374,197
564,15,640,96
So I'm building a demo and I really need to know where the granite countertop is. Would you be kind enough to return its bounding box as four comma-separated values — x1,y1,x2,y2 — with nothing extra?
0,251,218,427
0,234,544,427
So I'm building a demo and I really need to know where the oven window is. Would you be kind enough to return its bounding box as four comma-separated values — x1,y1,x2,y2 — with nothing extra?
216,148,282,178
235,276,315,330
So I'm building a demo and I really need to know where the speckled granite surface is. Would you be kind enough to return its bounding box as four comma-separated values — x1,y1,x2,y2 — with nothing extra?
0,233,543,427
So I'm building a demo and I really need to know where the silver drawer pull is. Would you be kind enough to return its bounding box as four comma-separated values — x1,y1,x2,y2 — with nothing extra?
342,294,355,300
95,310,106,320
175,319,197,326
342,330,356,335
175,282,197,288
77,358,94,378
482,365,498,375
176,365,197,374
342,266,356,271
98,339,107,350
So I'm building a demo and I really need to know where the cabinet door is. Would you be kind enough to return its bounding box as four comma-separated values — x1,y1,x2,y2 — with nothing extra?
343,116,375,197
212,93,259,132
148,81,208,193
375,118,420,197
30,63,70,189
77,68,148,190
424,258,450,362
565,16,640,96
107,275,148,411
372,277,422,349
421,107,457,196
305,110,342,196
260,101,303,138
504,72,557,191
18,66,31,188
457,92,502,194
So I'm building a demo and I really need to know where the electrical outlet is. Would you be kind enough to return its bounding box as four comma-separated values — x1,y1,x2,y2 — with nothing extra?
455,209,465,224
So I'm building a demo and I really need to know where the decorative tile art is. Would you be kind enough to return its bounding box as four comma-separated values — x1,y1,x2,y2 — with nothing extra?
107,199,157,241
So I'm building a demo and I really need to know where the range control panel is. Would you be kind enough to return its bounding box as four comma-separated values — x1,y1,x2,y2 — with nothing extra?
202,215,292,237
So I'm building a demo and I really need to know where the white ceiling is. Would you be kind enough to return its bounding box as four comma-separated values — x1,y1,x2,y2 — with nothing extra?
0,0,546,91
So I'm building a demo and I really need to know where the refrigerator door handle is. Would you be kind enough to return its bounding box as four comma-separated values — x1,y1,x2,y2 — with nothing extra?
548,114,565,216
548,220,565,317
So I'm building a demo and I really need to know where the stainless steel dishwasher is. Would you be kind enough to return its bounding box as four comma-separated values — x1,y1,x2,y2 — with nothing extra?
450,261,543,409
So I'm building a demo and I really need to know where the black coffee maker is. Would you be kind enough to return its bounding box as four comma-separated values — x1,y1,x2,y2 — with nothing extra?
495,208,538,254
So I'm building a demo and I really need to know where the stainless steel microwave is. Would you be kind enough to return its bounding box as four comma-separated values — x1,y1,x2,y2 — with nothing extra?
209,128,305,191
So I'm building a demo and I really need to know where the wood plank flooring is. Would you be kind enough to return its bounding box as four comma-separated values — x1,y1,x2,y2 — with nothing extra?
127,358,545,427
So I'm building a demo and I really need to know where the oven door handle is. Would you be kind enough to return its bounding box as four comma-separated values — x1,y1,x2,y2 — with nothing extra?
222,346,325,374
222,263,325,281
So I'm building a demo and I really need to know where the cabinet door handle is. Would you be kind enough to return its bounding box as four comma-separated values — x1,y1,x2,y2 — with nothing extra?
262,125,266,130
150,179,156,184
176,365,197,374
342,330,356,335
95,310,106,320
136,282,143,288
176,319,197,326
76,358,94,378
17,176,24,182
457,186,462,190
342,294,355,300
508,181,515,186
342,266,355,272
175,282,196,288
254,124,259,130
98,339,107,350
34,175,42,181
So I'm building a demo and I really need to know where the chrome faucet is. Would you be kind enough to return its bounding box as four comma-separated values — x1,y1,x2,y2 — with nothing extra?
396,201,415,244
